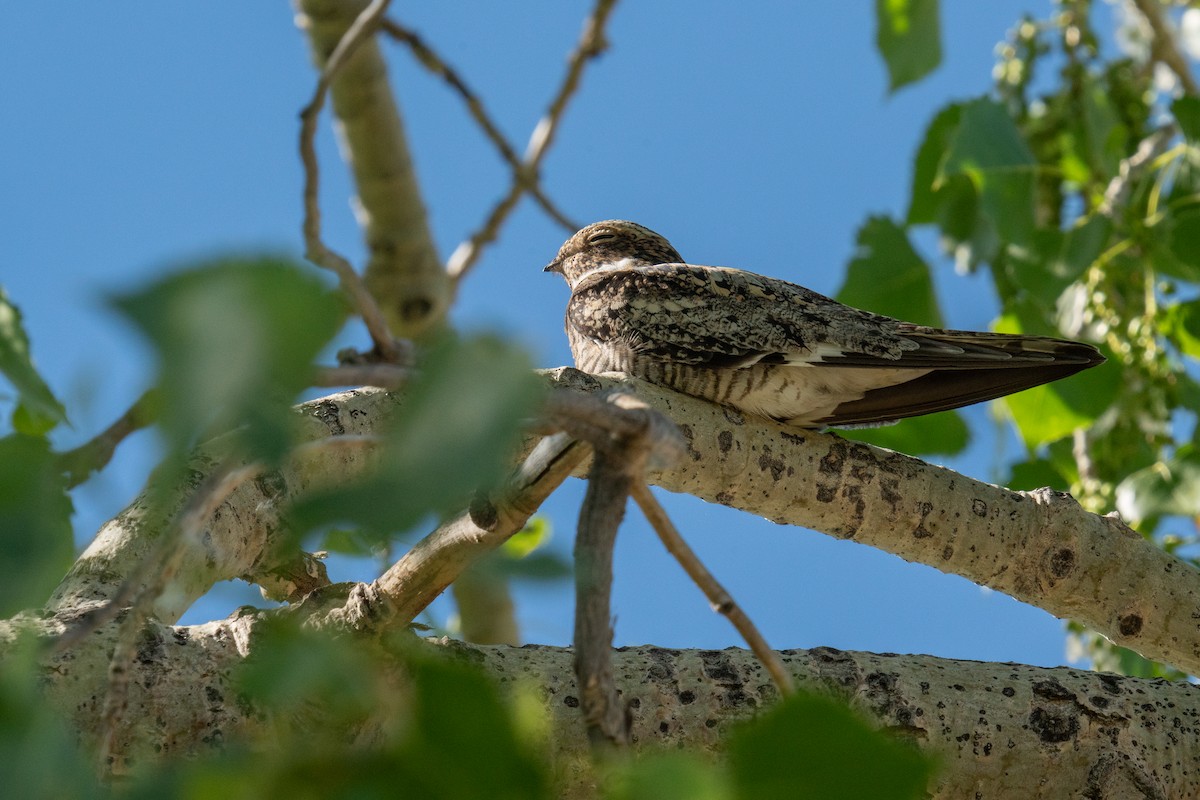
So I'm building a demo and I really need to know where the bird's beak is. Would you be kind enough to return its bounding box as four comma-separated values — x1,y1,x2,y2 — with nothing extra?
544,257,563,274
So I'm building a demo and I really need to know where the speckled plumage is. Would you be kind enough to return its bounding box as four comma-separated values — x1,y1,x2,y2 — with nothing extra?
545,220,1105,428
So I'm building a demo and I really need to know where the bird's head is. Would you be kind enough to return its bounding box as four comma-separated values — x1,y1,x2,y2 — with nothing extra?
544,220,684,288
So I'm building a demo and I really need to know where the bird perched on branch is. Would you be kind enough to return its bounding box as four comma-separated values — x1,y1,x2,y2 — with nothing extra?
545,220,1104,428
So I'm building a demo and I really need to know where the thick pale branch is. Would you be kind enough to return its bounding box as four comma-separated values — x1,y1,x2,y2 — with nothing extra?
20,613,1200,799
540,368,1200,676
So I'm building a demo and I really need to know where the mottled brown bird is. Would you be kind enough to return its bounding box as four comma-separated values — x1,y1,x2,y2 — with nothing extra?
545,220,1104,428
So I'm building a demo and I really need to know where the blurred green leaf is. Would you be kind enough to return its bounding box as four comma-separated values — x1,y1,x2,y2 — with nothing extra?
605,753,731,800
1158,299,1200,359
728,692,930,800
875,0,942,93
503,517,552,559
319,527,382,558
838,216,943,327
908,103,962,225
1173,96,1200,142
1162,209,1200,282
288,334,541,542
1115,445,1200,522
0,288,67,431
942,99,1037,246
839,411,968,457
1006,457,1069,492
401,651,549,800
0,434,74,615
994,315,1116,449
0,637,104,799
111,257,345,462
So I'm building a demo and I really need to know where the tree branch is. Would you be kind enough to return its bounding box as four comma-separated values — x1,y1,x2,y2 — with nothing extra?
295,0,450,338
446,0,619,282
631,482,795,697
379,18,578,232
23,612,1200,799
57,388,158,489
1132,0,1200,97
537,368,1200,676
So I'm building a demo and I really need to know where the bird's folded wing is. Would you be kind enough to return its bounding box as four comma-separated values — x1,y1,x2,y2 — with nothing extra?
568,264,1101,371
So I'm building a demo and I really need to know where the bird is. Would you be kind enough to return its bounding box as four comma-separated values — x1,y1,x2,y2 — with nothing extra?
544,220,1105,428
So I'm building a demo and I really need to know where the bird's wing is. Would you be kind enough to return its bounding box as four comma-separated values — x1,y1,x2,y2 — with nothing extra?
568,263,1101,371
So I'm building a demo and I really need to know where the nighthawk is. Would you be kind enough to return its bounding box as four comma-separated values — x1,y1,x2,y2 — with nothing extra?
545,220,1104,428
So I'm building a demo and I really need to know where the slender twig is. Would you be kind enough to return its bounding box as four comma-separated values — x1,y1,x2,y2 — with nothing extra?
379,18,578,231
1131,0,1200,97
631,482,796,697
298,0,402,362
58,388,159,489
312,364,411,390
447,0,619,281
1098,126,1176,218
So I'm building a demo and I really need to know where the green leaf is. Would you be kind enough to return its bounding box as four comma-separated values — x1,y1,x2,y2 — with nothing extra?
1115,445,1200,522
837,216,943,327
1173,96,1200,142
402,652,549,800
605,753,732,800
111,257,345,462
875,0,942,93
0,288,67,430
839,411,968,457
994,315,1116,449
0,637,103,799
288,334,541,541
1006,457,1069,492
942,99,1037,247
502,517,552,559
1158,299,1200,359
1162,208,1200,282
728,692,931,800
908,103,962,225
0,434,74,615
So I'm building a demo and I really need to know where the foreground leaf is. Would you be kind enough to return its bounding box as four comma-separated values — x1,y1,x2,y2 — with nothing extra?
875,0,942,92
0,288,67,431
112,257,345,462
0,434,73,615
288,334,541,542
728,692,931,800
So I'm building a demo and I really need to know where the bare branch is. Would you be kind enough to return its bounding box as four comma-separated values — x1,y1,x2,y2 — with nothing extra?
58,388,158,489
297,0,404,362
1131,0,1200,97
631,482,795,697
447,0,619,281
1097,125,1176,218
379,18,578,231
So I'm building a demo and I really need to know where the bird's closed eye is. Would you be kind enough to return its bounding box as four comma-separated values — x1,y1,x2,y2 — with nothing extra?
586,232,616,244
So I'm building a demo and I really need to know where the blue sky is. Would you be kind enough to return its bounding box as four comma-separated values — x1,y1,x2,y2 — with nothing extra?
2,3,1106,666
